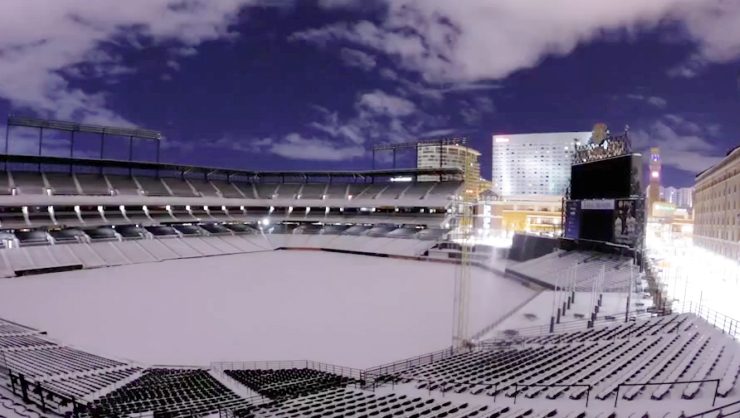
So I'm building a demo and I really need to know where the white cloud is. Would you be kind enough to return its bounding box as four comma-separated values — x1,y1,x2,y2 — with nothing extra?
0,0,283,125
339,48,377,71
631,115,725,174
317,0,363,9
178,89,434,162
419,128,465,138
268,133,365,161
666,56,705,78
379,68,399,81
626,94,668,108
257,90,450,161
166,60,181,71
294,0,740,83
357,90,416,117
676,1,740,64
459,96,495,125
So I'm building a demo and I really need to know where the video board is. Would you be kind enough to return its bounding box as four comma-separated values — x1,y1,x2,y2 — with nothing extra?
570,154,642,200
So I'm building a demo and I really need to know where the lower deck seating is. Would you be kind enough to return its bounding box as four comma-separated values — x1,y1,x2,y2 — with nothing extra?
224,368,360,399
254,388,493,418
88,369,248,417
0,335,53,350
2,347,123,378
0,311,735,418
40,367,142,399
507,251,635,292
387,313,736,404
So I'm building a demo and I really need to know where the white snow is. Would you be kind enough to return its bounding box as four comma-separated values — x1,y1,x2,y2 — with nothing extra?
0,251,535,369
484,290,655,338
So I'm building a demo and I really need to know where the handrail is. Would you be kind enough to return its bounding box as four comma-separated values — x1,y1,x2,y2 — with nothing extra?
361,370,593,409
613,378,720,408
512,383,592,408
676,301,740,340
684,398,740,418
363,346,464,380
486,309,658,340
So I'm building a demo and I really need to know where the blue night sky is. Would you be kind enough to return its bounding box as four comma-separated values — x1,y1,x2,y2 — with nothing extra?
1,0,739,187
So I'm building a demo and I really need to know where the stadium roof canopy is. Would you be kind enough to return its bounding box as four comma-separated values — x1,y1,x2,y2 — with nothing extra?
0,153,463,181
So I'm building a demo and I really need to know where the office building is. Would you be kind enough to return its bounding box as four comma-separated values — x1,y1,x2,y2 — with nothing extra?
693,146,739,260
676,187,693,209
662,186,676,205
657,186,693,209
491,132,591,197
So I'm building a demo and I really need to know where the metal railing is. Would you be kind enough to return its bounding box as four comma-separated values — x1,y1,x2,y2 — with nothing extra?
486,308,657,341
363,346,466,382
675,301,740,340
686,398,740,418
511,383,592,408
612,379,720,408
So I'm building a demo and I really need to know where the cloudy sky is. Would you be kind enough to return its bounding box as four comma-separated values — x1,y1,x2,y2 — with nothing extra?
1,0,739,186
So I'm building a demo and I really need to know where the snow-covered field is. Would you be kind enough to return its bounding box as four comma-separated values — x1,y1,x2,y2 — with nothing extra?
0,251,535,369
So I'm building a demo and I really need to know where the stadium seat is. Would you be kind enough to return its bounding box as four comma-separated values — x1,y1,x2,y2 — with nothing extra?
45,172,80,195
76,173,112,195
161,177,198,197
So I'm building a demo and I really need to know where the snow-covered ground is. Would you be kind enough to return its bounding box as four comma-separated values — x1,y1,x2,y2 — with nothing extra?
0,251,535,369
647,228,740,320
484,289,654,338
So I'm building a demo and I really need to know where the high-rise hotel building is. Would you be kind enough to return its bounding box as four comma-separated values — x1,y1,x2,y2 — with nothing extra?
491,132,592,197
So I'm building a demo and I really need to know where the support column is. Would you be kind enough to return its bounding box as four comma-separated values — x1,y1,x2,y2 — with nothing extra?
129,136,134,176
38,127,43,156
4,124,9,155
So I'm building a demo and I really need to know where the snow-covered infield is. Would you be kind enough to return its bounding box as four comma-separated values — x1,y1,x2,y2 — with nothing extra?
0,250,536,369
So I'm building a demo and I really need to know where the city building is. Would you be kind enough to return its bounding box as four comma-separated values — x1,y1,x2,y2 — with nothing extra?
417,143,482,196
478,177,493,196
661,186,677,206
693,146,740,260
656,186,693,209
491,132,591,197
676,187,694,209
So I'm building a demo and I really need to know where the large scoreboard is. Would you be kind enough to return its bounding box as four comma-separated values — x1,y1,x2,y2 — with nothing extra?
570,154,642,200
565,153,644,249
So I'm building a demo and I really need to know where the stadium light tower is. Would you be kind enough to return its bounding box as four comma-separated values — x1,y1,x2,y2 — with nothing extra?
451,142,476,348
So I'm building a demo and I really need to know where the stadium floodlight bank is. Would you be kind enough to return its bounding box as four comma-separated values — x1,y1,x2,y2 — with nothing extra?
7,115,163,140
